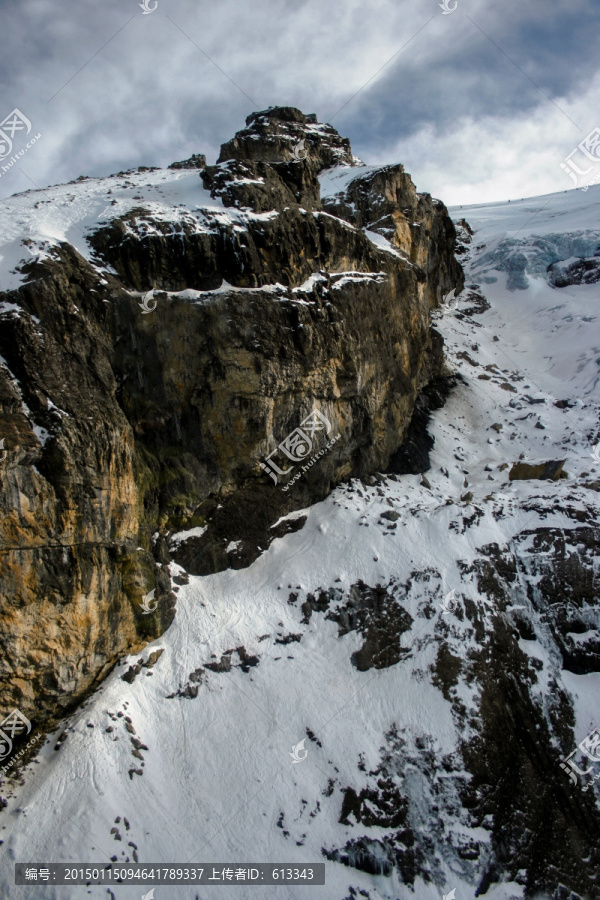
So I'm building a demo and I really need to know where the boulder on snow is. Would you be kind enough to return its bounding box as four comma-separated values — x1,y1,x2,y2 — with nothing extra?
168,153,207,169
509,460,566,481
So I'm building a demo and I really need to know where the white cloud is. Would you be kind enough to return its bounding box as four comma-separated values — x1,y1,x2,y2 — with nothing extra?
368,71,600,204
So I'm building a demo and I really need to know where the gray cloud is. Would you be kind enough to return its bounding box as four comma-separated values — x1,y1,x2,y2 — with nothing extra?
0,0,599,204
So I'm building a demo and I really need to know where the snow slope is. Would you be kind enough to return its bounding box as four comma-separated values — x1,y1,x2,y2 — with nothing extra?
0,167,276,293
1,183,599,900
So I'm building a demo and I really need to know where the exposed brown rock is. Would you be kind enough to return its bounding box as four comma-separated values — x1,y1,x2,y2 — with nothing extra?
0,107,462,729
509,460,566,481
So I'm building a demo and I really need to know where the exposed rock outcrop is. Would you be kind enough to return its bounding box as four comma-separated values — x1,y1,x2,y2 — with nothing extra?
509,459,566,481
321,164,462,308
0,107,462,731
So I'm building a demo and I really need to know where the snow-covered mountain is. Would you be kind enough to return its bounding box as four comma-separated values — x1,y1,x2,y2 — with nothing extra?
1,169,600,898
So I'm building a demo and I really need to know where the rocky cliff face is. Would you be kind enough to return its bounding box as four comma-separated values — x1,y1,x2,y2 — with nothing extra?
0,107,462,733
321,163,459,309
0,246,175,727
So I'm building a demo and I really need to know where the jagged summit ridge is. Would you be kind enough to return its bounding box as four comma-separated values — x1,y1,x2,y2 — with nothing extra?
201,106,363,214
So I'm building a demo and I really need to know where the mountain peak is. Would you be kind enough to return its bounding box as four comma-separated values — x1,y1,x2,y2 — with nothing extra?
245,106,318,127
217,106,357,169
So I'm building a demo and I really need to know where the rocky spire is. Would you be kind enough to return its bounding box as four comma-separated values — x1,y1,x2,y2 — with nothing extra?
217,106,360,170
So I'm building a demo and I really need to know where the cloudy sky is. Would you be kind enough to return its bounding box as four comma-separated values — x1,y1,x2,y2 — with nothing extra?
1,0,599,205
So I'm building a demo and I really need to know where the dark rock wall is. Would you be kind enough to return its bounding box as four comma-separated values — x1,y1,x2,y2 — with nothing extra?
0,107,462,728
